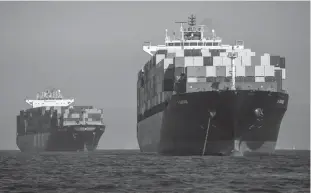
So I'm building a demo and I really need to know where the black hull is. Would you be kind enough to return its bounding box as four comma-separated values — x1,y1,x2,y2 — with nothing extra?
138,90,288,156
16,126,105,152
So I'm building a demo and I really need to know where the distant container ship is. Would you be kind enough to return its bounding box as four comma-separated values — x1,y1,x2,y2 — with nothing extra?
16,88,106,152
136,15,289,156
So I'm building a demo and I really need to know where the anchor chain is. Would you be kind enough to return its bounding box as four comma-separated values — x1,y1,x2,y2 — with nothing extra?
202,110,216,156
202,117,211,156
92,131,96,147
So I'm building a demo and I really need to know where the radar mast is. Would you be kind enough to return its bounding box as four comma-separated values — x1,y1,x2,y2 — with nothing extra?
188,14,196,27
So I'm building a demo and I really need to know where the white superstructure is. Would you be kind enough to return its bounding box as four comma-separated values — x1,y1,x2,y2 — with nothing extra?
25,88,74,108
143,14,245,57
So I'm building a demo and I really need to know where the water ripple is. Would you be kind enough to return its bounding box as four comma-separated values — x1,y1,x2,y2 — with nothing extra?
0,150,309,193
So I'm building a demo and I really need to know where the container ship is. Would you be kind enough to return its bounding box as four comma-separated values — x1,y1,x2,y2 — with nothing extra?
16,88,106,152
136,15,289,156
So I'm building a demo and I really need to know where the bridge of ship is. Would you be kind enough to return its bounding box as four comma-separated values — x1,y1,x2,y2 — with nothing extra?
144,36,244,57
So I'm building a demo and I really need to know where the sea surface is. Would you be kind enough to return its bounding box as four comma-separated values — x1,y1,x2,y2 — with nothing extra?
0,150,309,193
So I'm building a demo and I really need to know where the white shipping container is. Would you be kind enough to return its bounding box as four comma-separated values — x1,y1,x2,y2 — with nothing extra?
164,58,174,69
234,57,242,66
213,56,223,66
255,77,265,82
241,56,252,66
282,69,286,79
175,50,184,57
236,65,246,76
193,56,204,66
222,57,231,66
205,66,216,77
225,66,232,77
260,53,270,66
187,77,198,82
202,50,211,57
237,50,247,58
264,65,275,76
260,56,265,66
167,48,176,53
185,57,194,67
244,49,252,56
255,66,265,76
156,54,166,64
226,49,233,53
187,77,206,82
220,52,227,57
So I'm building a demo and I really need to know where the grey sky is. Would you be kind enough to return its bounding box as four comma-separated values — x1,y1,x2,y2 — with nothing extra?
0,1,309,150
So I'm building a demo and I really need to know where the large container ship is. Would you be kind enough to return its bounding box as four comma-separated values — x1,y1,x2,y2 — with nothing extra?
136,15,289,156
16,88,106,152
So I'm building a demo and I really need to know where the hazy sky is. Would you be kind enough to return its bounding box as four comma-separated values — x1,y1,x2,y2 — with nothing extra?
0,1,309,150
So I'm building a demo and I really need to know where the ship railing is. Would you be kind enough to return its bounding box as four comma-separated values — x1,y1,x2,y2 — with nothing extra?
281,90,288,94
63,121,104,126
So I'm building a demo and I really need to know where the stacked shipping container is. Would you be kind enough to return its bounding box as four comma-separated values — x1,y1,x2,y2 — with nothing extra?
17,106,105,135
137,48,286,115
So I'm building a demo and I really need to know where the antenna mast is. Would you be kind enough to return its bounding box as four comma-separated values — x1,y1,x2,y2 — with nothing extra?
175,21,187,44
228,46,238,90
198,24,205,40
188,14,196,27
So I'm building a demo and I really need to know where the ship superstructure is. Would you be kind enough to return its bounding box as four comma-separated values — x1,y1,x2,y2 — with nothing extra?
137,15,288,156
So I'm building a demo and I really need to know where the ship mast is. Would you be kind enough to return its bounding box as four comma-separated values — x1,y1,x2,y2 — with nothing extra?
188,14,196,27
175,21,187,44
227,46,238,90
198,24,205,40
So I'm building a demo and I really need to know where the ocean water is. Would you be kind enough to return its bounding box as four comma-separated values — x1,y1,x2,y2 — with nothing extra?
0,150,309,193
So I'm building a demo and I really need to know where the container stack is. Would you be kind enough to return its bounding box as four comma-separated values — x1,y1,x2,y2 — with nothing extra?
20,107,50,134
137,52,172,114
137,48,287,114
18,105,105,135
60,106,104,126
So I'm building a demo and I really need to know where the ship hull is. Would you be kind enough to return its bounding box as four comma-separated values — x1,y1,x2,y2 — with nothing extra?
137,90,288,156
16,126,105,152
137,111,163,153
